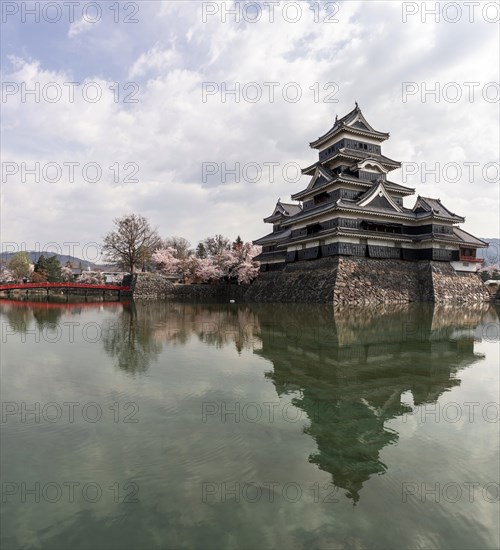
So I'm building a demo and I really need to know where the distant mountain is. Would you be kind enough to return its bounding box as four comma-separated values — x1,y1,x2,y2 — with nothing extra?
477,238,500,267
0,251,115,270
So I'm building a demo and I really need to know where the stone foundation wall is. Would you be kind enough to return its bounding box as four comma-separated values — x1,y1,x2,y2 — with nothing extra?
244,257,339,303
132,273,248,302
334,257,422,304
165,283,248,303
427,262,490,303
244,257,490,304
132,273,174,299
132,262,490,304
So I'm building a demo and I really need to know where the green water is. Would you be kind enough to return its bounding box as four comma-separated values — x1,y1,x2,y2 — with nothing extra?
0,299,499,550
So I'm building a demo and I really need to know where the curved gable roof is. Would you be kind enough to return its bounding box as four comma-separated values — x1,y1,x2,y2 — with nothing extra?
357,180,403,212
310,104,389,148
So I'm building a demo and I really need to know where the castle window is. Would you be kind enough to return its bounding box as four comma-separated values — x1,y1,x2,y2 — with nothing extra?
306,223,321,235
340,218,358,229
314,191,329,205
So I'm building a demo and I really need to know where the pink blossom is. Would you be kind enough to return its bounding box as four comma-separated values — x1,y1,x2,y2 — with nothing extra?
61,266,74,282
0,269,15,283
78,271,105,284
195,258,223,283
153,247,180,275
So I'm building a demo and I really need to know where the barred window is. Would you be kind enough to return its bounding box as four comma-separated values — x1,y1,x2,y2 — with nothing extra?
339,218,359,229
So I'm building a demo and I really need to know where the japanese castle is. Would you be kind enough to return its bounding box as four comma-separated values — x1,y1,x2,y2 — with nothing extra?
254,104,487,272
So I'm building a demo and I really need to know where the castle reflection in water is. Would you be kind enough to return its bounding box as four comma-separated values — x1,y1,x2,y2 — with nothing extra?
0,298,496,504
252,302,494,502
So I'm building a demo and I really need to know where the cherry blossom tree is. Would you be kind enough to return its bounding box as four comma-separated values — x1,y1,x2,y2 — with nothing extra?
0,269,15,283
199,235,237,280
162,237,192,260
183,255,202,282
154,236,260,285
196,240,260,284
61,266,74,282
78,271,105,284
153,247,181,275
195,258,223,283
230,243,261,284
153,244,201,283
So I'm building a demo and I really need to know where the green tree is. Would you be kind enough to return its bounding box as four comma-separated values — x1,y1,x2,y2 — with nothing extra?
45,256,62,282
8,252,32,281
34,255,48,281
195,242,207,259
480,267,500,282
232,235,243,250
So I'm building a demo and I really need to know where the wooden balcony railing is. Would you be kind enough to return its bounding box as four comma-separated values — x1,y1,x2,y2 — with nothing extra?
459,256,483,263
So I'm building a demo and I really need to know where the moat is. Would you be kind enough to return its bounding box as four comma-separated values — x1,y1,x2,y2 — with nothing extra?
1,300,499,549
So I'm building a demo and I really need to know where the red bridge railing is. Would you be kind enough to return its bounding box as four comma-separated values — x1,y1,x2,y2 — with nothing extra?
459,256,484,263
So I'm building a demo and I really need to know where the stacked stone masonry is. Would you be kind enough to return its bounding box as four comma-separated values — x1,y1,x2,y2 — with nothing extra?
131,261,489,304
427,261,491,304
244,258,490,304
132,273,248,302
131,273,175,300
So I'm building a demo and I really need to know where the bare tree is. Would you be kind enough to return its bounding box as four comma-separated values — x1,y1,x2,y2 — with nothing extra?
102,214,161,273
162,237,192,260
202,234,231,257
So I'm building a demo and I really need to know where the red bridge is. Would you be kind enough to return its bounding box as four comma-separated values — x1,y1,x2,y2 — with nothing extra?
0,282,130,293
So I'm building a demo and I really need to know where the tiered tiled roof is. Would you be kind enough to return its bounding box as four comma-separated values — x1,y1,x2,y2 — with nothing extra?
452,227,488,247
292,170,414,201
253,105,487,264
309,104,389,148
263,199,302,223
301,151,401,174
413,196,464,222
279,193,467,227
253,229,291,246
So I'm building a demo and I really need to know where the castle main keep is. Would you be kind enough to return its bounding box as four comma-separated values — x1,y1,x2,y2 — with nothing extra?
249,105,489,304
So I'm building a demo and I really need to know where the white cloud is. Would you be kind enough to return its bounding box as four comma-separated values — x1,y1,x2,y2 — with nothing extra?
1,0,498,256
68,17,100,38
129,43,180,78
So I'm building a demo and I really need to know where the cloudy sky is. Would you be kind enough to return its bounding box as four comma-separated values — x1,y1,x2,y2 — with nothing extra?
1,0,499,260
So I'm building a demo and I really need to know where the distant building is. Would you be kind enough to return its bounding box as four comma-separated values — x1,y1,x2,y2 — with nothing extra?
101,272,127,284
254,104,487,273
65,260,83,279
